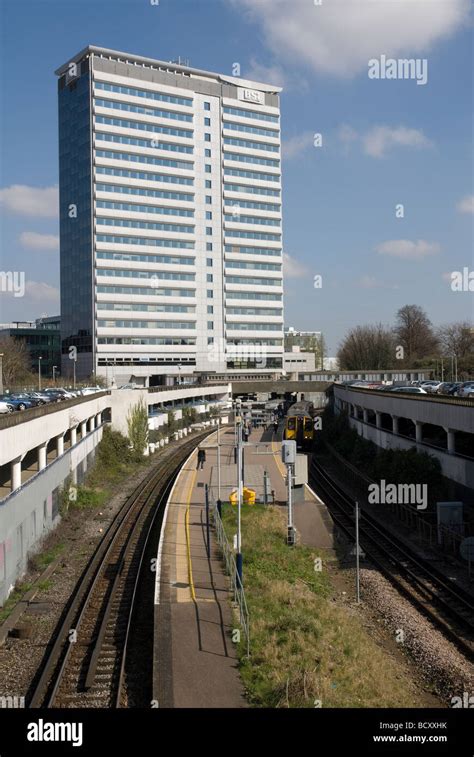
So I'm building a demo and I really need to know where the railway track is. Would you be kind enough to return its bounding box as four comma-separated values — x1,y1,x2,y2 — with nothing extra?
28,431,211,708
309,457,474,661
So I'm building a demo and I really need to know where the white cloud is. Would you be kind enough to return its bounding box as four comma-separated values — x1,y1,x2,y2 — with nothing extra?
25,281,60,304
376,239,440,260
245,57,309,93
363,125,433,157
231,0,469,78
282,132,315,159
283,253,309,278
457,195,474,214
19,232,59,251
357,275,381,289
0,185,58,218
337,124,433,157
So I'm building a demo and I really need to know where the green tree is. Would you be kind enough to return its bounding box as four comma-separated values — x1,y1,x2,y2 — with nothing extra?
126,398,149,459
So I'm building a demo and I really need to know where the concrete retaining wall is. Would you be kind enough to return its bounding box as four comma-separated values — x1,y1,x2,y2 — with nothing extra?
0,426,103,605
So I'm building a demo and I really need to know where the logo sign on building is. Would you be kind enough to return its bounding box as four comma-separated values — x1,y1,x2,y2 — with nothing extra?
238,88,265,105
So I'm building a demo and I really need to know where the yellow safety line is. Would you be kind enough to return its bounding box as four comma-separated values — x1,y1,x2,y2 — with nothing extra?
185,467,198,601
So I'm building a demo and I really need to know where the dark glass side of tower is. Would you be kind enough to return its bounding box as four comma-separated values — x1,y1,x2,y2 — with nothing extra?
58,59,94,379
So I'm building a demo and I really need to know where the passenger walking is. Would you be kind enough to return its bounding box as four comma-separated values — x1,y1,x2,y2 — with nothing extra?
273,420,279,435
243,428,249,443
197,448,206,470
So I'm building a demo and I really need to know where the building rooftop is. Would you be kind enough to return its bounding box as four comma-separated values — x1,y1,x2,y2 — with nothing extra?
55,45,282,94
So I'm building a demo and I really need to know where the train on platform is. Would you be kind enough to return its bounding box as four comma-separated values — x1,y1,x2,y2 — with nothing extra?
283,400,316,450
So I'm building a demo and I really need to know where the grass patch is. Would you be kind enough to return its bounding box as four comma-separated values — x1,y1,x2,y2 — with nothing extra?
0,582,33,624
29,542,65,573
221,503,420,708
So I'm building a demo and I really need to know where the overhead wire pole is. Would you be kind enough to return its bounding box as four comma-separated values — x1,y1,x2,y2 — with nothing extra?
236,402,243,585
355,500,361,604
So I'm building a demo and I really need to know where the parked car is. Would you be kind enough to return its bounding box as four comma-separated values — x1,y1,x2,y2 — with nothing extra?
80,386,102,396
0,400,14,414
43,387,73,400
40,390,66,402
0,394,35,410
390,387,428,394
27,391,55,404
455,382,474,398
436,382,461,395
420,380,442,393
10,392,43,407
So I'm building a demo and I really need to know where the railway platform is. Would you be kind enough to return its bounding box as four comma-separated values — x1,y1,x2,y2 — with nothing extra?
153,423,334,707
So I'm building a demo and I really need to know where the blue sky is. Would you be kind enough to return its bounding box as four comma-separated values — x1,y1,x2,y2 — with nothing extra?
0,0,473,354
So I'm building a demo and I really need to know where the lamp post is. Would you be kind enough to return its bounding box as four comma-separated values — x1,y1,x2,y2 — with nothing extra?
52,365,58,384
0,353,3,395
38,356,42,391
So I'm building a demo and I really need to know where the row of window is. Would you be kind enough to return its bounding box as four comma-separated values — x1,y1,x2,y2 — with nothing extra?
227,307,282,316
224,121,279,139
223,137,279,153
96,200,194,217
226,323,282,331
224,199,280,212
224,183,280,197
225,230,281,241
96,234,194,248
226,275,282,287
225,245,281,257
226,291,282,301
225,168,280,183
97,268,195,281
97,285,195,297
226,339,283,346
96,251,195,265
96,183,194,203
98,337,196,345
96,115,193,139
95,98,193,122
226,260,281,271
96,132,194,154
95,81,193,107
224,151,280,168
98,320,195,329
223,106,279,124
97,302,195,313
96,167,194,186
96,217,194,233
224,214,280,227
96,149,193,171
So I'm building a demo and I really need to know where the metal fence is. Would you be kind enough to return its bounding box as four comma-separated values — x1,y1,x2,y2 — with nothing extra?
212,503,250,657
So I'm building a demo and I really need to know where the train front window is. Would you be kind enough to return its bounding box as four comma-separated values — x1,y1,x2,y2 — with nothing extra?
288,418,296,430
304,419,313,431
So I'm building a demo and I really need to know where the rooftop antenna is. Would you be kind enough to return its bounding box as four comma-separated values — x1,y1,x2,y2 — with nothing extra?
171,56,190,68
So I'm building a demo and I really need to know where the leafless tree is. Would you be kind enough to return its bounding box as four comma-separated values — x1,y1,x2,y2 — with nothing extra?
0,335,32,388
394,305,438,362
337,324,396,370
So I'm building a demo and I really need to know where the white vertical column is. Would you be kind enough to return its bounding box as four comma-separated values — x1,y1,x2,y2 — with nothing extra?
56,433,65,457
11,456,22,492
38,443,47,471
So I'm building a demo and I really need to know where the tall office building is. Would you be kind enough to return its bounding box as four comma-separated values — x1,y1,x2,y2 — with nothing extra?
56,46,284,386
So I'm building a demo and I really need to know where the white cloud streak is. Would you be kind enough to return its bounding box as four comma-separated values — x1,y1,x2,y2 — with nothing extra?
375,239,440,260
19,232,59,251
0,185,59,218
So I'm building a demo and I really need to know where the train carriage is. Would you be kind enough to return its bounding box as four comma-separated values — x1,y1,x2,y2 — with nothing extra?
284,400,315,450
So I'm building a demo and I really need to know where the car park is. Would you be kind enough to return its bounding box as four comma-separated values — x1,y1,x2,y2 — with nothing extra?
0,394,35,410
420,381,442,393
10,392,43,407
455,382,474,398
390,386,428,394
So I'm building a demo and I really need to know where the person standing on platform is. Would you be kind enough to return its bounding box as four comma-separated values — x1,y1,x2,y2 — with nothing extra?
197,448,206,470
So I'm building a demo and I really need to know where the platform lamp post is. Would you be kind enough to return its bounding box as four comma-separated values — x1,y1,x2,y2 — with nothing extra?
52,365,58,384
38,356,42,391
0,353,3,395
234,398,243,585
